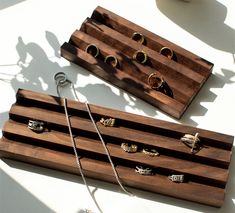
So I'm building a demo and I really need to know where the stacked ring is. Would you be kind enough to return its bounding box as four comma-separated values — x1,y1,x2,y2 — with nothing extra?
142,148,159,157
133,50,148,64
159,47,174,59
85,44,99,58
121,143,138,153
131,32,145,44
104,55,118,68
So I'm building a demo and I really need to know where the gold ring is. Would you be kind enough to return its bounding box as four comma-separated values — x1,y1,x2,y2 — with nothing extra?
147,72,165,90
121,143,138,153
131,32,145,44
159,47,174,59
100,117,115,127
142,148,159,157
133,50,148,64
85,44,99,58
104,55,118,68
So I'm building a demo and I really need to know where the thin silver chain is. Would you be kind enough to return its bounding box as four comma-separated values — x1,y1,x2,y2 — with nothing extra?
54,72,133,211
63,98,103,213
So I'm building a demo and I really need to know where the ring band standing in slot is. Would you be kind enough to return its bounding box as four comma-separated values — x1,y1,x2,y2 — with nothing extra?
104,55,119,68
148,72,174,98
85,44,100,58
131,32,145,44
133,50,148,64
159,47,174,60
143,148,159,157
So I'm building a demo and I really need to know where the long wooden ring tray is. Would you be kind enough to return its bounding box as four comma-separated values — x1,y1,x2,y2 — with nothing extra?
61,6,214,119
0,89,233,207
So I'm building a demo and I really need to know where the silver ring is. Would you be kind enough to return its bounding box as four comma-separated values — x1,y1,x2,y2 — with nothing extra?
85,44,99,58
104,55,118,68
142,148,159,157
28,120,45,133
133,50,148,64
168,174,184,183
121,143,138,153
131,32,145,44
135,166,153,175
159,47,174,59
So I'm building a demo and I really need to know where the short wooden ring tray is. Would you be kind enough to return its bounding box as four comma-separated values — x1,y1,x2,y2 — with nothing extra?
61,6,214,119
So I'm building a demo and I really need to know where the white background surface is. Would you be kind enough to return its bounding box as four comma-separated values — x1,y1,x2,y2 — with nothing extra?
0,0,235,212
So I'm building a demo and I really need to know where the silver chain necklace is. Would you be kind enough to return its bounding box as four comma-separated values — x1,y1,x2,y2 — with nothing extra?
54,72,133,212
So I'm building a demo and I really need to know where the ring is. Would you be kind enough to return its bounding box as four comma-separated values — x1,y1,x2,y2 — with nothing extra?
54,72,70,87
142,148,159,157
85,44,99,58
131,32,145,44
159,47,174,59
147,72,165,90
147,72,174,97
180,133,200,153
168,174,184,183
133,50,148,64
121,143,138,153
104,55,118,68
28,120,45,133
135,166,153,175
100,117,115,127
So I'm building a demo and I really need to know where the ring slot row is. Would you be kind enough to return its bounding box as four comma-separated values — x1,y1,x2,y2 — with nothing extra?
91,6,213,77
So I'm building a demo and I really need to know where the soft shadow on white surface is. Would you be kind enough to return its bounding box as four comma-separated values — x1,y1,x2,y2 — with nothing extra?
180,70,235,126
0,31,159,120
0,0,26,10
155,0,235,54
0,168,55,213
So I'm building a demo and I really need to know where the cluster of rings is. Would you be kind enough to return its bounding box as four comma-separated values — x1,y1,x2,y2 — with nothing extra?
180,133,201,153
85,44,119,68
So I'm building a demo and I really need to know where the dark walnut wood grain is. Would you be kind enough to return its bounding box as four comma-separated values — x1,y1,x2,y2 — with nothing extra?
61,6,213,119
0,89,233,208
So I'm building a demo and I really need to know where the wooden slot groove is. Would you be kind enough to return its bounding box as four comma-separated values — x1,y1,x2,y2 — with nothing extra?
81,18,205,85
0,138,225,207
8,104,232,169
15,89,234,150
91,6,213,77
70,30,194,105
61,42,185,118
3,120,229,187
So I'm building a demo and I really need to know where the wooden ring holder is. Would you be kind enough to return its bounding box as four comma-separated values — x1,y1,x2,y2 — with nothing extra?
0,89,233,207
61,6,214,119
